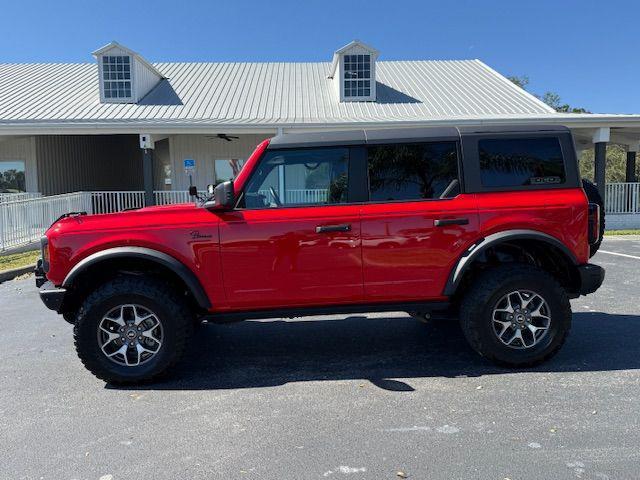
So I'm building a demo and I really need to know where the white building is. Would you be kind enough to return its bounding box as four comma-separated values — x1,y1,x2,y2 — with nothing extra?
0,40,638,225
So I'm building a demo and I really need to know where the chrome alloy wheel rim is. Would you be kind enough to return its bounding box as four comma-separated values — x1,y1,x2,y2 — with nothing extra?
97,304,163,366
491,290,551,349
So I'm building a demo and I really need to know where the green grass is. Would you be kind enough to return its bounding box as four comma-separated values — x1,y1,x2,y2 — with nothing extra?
0,249,40,272
604,229,640,236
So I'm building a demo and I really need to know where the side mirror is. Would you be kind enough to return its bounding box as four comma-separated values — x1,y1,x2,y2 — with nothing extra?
188,186,198,197
205,180,234,211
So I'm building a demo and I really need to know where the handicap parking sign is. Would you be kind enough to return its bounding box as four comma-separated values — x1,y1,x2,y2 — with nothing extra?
184,159,195,173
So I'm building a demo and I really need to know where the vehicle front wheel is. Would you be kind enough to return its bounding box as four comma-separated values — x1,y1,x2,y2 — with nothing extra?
74,277,193,384
459,264,571,367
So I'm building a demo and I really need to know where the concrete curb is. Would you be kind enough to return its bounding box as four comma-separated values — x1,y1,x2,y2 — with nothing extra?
0,266,34,284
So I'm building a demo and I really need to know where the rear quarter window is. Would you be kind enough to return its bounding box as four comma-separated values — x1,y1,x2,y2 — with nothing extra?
479,137,566,188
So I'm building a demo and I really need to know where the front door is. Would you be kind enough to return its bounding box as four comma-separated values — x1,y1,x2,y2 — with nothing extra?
219,146,363,310
359,141,479,302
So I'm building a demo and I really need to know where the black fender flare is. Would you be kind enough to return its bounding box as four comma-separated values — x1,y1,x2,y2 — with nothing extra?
62,246,211,309
443,229,578,296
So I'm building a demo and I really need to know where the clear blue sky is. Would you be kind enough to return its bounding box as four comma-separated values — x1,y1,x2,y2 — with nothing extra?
2,0,638,113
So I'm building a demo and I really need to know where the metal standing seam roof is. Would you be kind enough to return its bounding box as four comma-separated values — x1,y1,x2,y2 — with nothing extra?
0,59,557,127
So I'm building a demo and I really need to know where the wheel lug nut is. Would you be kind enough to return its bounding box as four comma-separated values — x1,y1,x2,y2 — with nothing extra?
120,337,125,341
138,336,143,340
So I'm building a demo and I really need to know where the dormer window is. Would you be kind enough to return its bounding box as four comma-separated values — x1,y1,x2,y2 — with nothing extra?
92,41,165,104
343,54,371,98
102,55,132,99
329,40,378,102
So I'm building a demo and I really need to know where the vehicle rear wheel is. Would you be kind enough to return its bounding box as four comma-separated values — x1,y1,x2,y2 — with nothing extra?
582,178,605,257
459,264,571,367
74,276,193,384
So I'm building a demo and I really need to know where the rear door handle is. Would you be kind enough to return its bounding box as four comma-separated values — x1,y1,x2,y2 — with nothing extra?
316,223,352,233
434,218,469,227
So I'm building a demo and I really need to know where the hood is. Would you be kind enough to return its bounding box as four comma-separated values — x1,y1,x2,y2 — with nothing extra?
47,202,211,236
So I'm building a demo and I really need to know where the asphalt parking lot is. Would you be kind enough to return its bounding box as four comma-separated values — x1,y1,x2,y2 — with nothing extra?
1,236,639,480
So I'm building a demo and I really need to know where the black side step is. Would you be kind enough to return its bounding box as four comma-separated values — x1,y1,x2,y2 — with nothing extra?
202,301,452,324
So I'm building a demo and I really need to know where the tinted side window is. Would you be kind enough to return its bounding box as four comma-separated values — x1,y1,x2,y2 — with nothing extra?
479,137,565,188
367,142,459,201
243,148,349,208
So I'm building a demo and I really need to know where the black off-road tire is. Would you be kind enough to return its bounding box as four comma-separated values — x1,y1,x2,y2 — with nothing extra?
459,264,571,368
74,276,193,384
582,178,605,257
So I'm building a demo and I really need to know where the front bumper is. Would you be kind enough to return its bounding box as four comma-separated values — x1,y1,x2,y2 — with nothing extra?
34,258,47,288
39,280,67,312
577,263,605,296
35,256,67,313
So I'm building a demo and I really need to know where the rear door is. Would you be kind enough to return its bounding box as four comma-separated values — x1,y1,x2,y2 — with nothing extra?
359,140,480,302
218,146,364,310
460,130,587,259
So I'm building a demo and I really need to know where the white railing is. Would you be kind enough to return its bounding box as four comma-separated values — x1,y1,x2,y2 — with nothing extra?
0,192,42,204
90,191,146,214
605,182,640,214
287,189,328,204
89,191,210,213
0,192,91,251
154,190,207,205
0,190,205,250
258,189,328,205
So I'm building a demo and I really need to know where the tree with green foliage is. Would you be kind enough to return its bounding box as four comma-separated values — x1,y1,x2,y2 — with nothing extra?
506,75,529,90
0,169,25,192
506,75,637,181
578,144,630,183
507,76,590,113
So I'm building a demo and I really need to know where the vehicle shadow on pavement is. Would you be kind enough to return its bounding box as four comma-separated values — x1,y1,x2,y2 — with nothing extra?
107,312,640,391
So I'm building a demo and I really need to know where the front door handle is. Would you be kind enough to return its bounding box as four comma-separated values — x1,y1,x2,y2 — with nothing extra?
434,218,469,227
316,223,352,233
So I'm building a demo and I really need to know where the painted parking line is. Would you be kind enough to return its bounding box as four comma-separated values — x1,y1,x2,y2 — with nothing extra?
599,250,640,260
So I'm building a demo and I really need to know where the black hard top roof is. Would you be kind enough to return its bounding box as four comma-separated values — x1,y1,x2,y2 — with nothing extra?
267,125,569,149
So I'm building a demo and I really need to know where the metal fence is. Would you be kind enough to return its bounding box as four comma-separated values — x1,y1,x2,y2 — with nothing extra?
0,192,42,204
605,182,640,214
90,191,146,214
0,192,91,251
0,190,207,251
90,191,208,213
258,188,329,205
154,190,197,205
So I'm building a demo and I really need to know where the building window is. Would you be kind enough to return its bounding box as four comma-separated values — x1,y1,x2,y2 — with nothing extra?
0,160,26,192
343,54,371,98
102,55,132,99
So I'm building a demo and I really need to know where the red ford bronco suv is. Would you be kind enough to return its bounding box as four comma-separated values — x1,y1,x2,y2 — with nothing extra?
36,126,605,383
